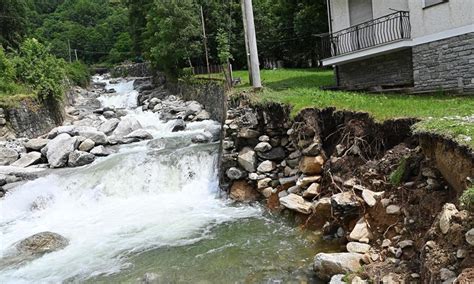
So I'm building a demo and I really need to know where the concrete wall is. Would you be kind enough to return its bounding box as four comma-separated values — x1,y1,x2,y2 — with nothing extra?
338,49,414,89
413,33,474,93
409,0,474,39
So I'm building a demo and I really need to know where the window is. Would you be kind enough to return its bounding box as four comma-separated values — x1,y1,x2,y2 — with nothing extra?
424,0,449,8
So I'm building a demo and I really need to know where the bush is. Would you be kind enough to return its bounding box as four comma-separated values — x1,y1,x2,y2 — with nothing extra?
0,47,20,94
389,157,407,186
460,187,474,212
65,61,90,87
12,38,66,101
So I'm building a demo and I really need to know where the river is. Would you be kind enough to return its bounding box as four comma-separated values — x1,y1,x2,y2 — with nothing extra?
0,77,334,283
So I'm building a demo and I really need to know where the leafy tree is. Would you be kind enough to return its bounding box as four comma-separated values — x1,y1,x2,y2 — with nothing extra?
145,0,202,76
0,0,29,48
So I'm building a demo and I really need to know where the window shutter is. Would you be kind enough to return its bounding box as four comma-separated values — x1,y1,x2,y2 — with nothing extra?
349,0,373,26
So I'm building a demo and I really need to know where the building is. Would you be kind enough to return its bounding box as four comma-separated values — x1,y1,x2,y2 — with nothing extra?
321,0,474,93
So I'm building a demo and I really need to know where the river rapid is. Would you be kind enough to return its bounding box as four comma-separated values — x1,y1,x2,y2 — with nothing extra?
0,76,333,283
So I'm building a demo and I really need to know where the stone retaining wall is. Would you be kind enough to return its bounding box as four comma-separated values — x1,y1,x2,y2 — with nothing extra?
413,33,474,94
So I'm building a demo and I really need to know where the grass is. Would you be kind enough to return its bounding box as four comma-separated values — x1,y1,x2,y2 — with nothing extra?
227,69,474,149
460,187,474,212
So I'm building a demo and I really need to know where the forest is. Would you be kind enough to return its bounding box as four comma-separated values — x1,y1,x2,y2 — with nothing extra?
0,0,328,92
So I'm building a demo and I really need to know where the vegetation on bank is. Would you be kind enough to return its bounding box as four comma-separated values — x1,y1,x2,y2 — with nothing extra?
229,69,474,149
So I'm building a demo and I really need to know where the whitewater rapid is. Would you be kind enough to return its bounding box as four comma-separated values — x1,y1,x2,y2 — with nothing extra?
0,77,260,283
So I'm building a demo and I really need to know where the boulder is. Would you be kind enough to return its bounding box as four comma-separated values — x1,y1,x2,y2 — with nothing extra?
329,274,345,284
47,125,75,139
23,139,49,151
194,110,210,121
466,229,474,246
259,135,270,142
439,203,458,234
68,151,95,167
185,101,202,115
279,193,312,214
349,217,373,241
16,231,69,256
331,192,360,215
90,145,113,157
257,147,286,161
112,117,142,137
74,127,108,145
237,147,256,172
297,175,322,187
313,253,363,280
257,160,276,173
11,152,42,168
226,167,244,180
0,148,19,166
237,128,260,139
229,180,259,202
254,142,272,152
346,242,371,254
125,129,153,140
103,111,116,119
191,133,211,144
299,155,324,175
303,183,321,198
45,133,79,168
302,142,321,156
99,118,120,135
171,119,186,132
78,139,95,152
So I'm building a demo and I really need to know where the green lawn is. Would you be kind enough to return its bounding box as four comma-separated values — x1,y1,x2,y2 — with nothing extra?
230,69,474,149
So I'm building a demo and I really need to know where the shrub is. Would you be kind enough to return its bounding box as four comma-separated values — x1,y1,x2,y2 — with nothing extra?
389,157,407,186
65,61,90,87
12,38,66,101
460,187,474,212
0,47,20,94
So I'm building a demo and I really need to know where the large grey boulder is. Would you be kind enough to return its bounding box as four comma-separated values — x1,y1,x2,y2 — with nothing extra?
238,147,256,172
74,126,107,145
279,193,312,214
194,110,210,121
47,125,75,139
11,152,42,168
68,151,95,167
112,117,142,138
99,118,120,135
78,139,95,152
16,231,69,256
23,139,49,151
124,129,153,140
313,253,364,280
45,133,79,168
90,145,113,156
171,119,186,132
0,148,19,166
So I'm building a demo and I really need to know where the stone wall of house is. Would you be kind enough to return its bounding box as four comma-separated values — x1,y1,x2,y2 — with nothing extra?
337,49,414,90
413,33,474,94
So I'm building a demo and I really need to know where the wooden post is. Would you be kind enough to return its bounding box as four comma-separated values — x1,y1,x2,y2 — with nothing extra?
243,0,262,89
200,6,211,77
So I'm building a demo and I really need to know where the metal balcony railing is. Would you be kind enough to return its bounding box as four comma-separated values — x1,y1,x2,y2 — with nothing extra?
319,11,411,59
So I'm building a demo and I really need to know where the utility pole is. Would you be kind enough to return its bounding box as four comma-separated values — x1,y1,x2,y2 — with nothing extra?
67,39,72,63
240,0,252,85
243,0,262,89
200,6,211,77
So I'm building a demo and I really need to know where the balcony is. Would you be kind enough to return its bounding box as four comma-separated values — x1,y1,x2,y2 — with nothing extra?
319,11,411,60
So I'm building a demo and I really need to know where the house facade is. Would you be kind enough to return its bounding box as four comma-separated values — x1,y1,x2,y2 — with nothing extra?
322,0,474,93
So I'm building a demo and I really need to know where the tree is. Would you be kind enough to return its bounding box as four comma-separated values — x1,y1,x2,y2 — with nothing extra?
0,0,29,48
145,0,202,76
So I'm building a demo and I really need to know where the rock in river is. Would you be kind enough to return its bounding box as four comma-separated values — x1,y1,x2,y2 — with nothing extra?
112,117,142,137
16,231,69,256
68,150,96,167
0,148,19,166
44,133,79,168
99,118,120,135
279,193,312,214
23,138,49,151
313,252,364,280
11,152,42,168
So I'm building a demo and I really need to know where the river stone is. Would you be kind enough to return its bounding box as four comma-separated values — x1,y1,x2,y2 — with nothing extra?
185,101,202,115
302,142,321,156
68,151,95,167
99,118,120,135
0,148,19,166
226,167,244,180
299,155,324,175
24,139,49,151
297,175,322,187
349,217,373,241
303,183,320,198
329,274,345,284
279,193,312,214
257,160,276,173
47,125,75,139
16,231,69,255
229,180,259,202
194,110,210,121
439,203,458,234
259,135,270,142
75,127,108,145
45,133,79,168
78,139,95,152
466,229,474,246
254,142,272,152
103,111,116,119
238,128,260,139
346,242,371,254
113,117,142,137
11,152,42,168
331,192,360,215
90,145,112,157
171,119,186,132
237,147,256,172
257,147,286,161
313,252,364,280
191,133,210,143
257,178,272,189
125,129,153,140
